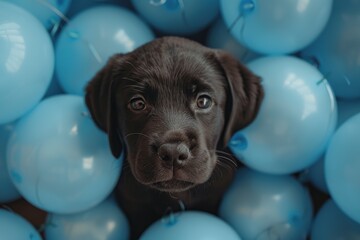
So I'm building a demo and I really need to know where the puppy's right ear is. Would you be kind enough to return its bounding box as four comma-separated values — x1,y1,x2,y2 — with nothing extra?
85,54,124,158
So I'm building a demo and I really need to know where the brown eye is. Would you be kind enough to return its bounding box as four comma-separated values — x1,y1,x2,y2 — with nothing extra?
129,97,146,111
196,95,212,109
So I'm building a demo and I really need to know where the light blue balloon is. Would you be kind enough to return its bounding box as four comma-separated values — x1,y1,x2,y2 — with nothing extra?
220,168,313,240
229,56,337,174
0,2,54,124
325,113,360,224
220,0,333,55
3,0,72,29
0,209,42,240
6,95,122,214
55,5,154,95
0,122,21,203
206,19,260,63
45,197,129,240
305,98,360,193
311,200,360,240
300,0,360,99
67,0,132,17
131,0,219,35
140,211,241,240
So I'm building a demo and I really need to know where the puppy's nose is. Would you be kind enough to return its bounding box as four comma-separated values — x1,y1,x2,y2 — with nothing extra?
158,143,190,164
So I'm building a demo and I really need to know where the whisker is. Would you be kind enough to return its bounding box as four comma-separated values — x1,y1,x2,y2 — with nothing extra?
125,132,152,140
210,150,239,169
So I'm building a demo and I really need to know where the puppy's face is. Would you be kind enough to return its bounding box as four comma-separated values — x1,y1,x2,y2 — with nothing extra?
86,37,263,193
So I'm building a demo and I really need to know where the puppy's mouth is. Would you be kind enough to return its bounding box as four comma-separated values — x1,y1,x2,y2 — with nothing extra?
151,179,195,193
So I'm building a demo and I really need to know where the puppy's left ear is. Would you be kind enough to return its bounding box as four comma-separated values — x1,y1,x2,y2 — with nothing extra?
85,54,124,158
213,51,264,147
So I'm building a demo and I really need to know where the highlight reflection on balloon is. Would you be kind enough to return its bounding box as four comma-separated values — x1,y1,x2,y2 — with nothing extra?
6,95,122,214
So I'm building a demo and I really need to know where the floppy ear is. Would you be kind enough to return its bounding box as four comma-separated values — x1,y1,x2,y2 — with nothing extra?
213,51,264,147
85,54,124,158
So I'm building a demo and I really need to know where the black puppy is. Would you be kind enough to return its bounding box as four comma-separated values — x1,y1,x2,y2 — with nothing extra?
85,37,263,239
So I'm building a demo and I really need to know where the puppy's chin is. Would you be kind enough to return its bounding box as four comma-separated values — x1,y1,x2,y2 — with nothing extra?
150,179,196,193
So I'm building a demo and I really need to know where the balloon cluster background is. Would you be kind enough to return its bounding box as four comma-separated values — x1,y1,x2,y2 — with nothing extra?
1,0,360,239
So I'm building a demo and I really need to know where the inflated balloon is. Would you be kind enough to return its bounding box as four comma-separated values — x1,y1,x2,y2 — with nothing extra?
0,123,21,203
55,5,154,95
229,56,337,174
140,211,241,240
206,19,260,63
305,98,360,193
325,113,360,224
131,0,219,35
6,95,122,214
311,200,360,240
45,197,129,240
0,209,42,240
5,0,71,29
219,168,313,240
66,0,132,17
220,0,332,54
0,2,54,124
301,0,360,99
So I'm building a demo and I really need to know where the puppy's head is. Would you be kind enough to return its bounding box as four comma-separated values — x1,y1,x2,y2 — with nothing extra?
85,37,263,193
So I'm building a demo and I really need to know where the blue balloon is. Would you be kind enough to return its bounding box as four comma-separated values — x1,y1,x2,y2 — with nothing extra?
0,2,54,124
131,0,219,35
206,19,260,63
325,113,360,224
220,0,333,55
229,56,337,174
45,196,129,240
140,211,241,240
219,168,313,240
0,122,21,203
6,95,122,214
304,98,360,193
4,0,71,29
66,0,132,17
311,200,360,240
0,209,42,240
300,0,360,99
55,5,154,95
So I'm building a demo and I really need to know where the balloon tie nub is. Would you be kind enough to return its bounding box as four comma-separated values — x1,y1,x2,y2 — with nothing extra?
161,200,185,227
227,0,255,34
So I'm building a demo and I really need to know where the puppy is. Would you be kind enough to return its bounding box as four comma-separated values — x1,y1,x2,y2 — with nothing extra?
85,37,263,239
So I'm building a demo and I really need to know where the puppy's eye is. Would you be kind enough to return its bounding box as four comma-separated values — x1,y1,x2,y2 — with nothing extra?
196,94,213,109
129,97,146,111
